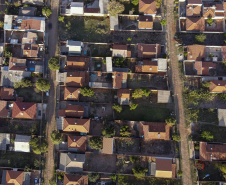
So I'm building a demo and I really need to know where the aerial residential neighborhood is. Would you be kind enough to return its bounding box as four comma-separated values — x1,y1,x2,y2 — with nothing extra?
0,0,225,184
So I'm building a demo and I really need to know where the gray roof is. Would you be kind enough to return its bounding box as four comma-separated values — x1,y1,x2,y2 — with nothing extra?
110,15,119,30
22,0,44,5
89,82,113,88
118,98,129,105
15,135,31,142
0,133,10,151
157,90,171,103
106,57,112,72
19,7,36,16
99,0,109,14
66,40,82,47
150,162,156,176
56,117,64,130
218,109,226,127
158,59,167,72
113,67,129,72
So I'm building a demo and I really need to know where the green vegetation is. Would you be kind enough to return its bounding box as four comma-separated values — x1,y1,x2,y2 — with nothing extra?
156,0,162,8
132,166,148,178
165,117,176,126
160,19,167,25
80,86,95,97
112,104,123,113
30,137,48,154
207,17,213,26
127,37,132,42
110,174,117,182
120,125,131,137
89,137,103,150
202,81,211,89
88,173,100,183
113,58,126,68
130,156,139,163
0,21,4,28
42,6,52,17
50,130,63,144
34,158,45,169
172,133,181,142
14,78,32,89
132,88,150,99
195,34,206,43
108,0,125,16
48,56,60,71
129,102,138,110
36,78,50,91
58,16,64,22
177,170,183,177
219,163,226,174
4,46,13,58
102,124,115,138
142,88,151,97
131,0,139,5
201,131,214,141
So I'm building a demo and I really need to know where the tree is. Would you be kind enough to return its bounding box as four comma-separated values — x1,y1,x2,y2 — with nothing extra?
110,174,117,182
130,156,139,163
89,137,102,150
112,104,122,113
4,46,13,58
165,117,176,126
172,133,181,142
107,0,125,17
207,17,213,26
102,125,115,138
50,130,62,144
36,78,50,91
48,56,60,71
219,163,226,174
195,34,206,43
201,131,214,141
160,19,167,25
30,138,48,154
132,89,143,99
58,16,64,22
0,21,4,28
34,158,45,168
80,86,95,97
14,78,32,89
156,0,162,8
129,102,138,110
132,166,148,178
202,81,211,89
177,170,183,177
42,6,52,17
142,88,150,97
88,173,100,182
120,125,131,137
131,0,139,5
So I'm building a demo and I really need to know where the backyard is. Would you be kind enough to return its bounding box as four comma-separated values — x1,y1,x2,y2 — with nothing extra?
115,137,141,154
89,44,112,57
15,87,43,103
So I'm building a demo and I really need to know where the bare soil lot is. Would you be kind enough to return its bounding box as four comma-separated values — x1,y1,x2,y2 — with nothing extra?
89,120,104,136
16,87,43,103
90,103,113,119
84,153,116,173
115,137,141,155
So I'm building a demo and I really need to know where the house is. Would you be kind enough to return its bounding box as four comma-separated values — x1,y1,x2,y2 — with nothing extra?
139,122,170,140
218,109,226,127
67,135,87,152
153,158,176,178
186,0,202,17
61,2,84,16
0,87,14,100
0,100,9,118
59,153,85,173
66,71,88,87
8,57,27,71
14,134,31,152
139,0,157,15
186,45,206,61
64,87,80,101
157,90,171,103
209,80,226,93
117,89,130,105
59,105,85,118
186,17,205,31
102,137,114,154
19,7,36,16
138,44,161,58
65,56,89,71
22,32,37,44
22,0,44,5
110,15,119,31
66,40,83,55
1,170,31,185
63,118,90,133
12,101,37,119
138,15,153,29
112,72,127,89
199,142,226,161
64,174,88,185
0,133,10,151
112,44,131,58
23,44,38,58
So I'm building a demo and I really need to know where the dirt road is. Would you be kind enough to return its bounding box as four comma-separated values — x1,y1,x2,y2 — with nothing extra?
44,0,59,183
165,1,192,185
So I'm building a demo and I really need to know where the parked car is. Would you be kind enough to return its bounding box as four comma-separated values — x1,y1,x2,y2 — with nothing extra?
46,91,49,96
35,178,38,184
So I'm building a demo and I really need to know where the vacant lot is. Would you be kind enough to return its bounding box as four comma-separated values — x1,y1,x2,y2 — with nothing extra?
116,137,141,155
196,109,218,125
89,120,104,136
84,153,116,173
16,87,42,103
89,44,112,57
90,103,113,119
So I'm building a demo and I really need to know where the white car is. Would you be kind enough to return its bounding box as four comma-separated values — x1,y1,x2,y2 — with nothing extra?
35,178,38,184
46,91,49,96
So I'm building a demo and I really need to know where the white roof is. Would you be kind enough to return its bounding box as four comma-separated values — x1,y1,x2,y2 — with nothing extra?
110,15,119,30
106,57,112,72
14,135,31,152
70,2,84,15
158,59,167,72
157,90,171,103
218,109,226,127
66,40,82,54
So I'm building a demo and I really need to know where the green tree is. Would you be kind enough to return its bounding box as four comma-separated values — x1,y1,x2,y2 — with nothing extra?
156,0,162,8
50,130,62,144
177,170,183,177
172,133,181,142
195,34,206,43
110,174,117,182
129,102,138,110
112,104,122,113
131,0,138,5
207,17,213,26
102,125,115,138
80,86,95,97
42,6,52,17
165,117,176,126
219,163,226,174
201,131,214,141
48,56,60,71
160,19,167,25
14,78,32,89
4,47,13,58
142,88,150,97
34,158,45,168
107,0,125,17
132,166,148,178
127,37,132,42
202,81,211,89
58,16,64,22
30,138,48,154
120,125,131,137
36,78,50,91
0,21,4,28
89,137,103,150
132,89,143,99
130,156,139,163
88,173,100,183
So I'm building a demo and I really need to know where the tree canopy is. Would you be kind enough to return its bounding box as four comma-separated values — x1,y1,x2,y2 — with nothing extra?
36,78,50,92
120,125,131,137
89,137,103,150
160,19,167,25
195,34,206,43
14,78,32,89
42,6,52,17
80,86,95,97
201,131,214,141
165,117,176,126
102,124,115,138
132,166,148,178
107,0,125,17
30,137,48,154
50,130,62,144
112,104,122,113
88,173,100,182
129,103,138,110
48,57,60,71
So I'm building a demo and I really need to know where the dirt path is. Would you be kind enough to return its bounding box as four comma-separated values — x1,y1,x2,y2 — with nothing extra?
44,0,59,183
165,1,192,185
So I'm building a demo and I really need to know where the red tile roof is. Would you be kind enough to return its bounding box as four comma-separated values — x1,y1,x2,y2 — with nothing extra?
6,170,24,185
138,44,161,58
156,158,172,171
186,17,205,31
67,135,87,152
60,105,84,118
66,71,87,87
9,57,26,71
64,87,80,101
187,45,206,61
0,100,8,117
0,88,14,100
63,118,90,133
113,44,127,50
65,56,89,71
201,62,216,76
209,80,226,93
12,101,37,119
112,72,127,89
21,19,41,31
23,44,38,57
139,0,157,14
64,174,88,185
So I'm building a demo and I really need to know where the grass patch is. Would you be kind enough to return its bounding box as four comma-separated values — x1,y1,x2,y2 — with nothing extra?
90,44,112,57
15,87,42,103
197,109,218,124
121,1,139,14
116,105,171,122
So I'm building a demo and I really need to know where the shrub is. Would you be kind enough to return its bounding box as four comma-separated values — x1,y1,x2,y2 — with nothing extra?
107,0,125,16
207,17,213,26
42,6,52,17
102,124,115,138
132,89,143,99
129,102,138,110
172,133,181,142
80,86,95,97
58,16,64,22
14,78,32,89
165,117,176,126
34,158,45,168
48,56,60,71
36,78,50,91
130,156,139,163
195,34,206,43
88,173,100,182
142,88,150,97
132,166,148,178
195,161,204,170
89,137,102,150
0,21,4,28
50,130,62,144
201,131,214,141
202,81,211,89
127,37,132,42
4,47,13,58
156,0,162,8
30,137,48,154
219,163,226,174
160,19,167,25
110,174,117,182
177,170,183,176
112,104,122,113
131,0,139,5
120,125,131,137
102,59,106,64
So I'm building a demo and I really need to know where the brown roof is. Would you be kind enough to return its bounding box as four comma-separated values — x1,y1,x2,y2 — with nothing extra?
64,174,88,185
139,15,153,29
64,87,80,101
63,118,90,133
156,158,173,171
6,170,24,185
67,135,87,152
102,137,114,154
22,32,37,44
12,101,37,119
9,57,26,71
65,56,89,71
187,0,202,4
186,17,205,31
194,61,202,75
112,72,127,89
139,0,157,14
199,142,226,161
60,104,84,118
135,60,158,73
201,62,216,75
138,44,161,58
222,46,226,61
187,45,206,61
117,89,130,99
113,44,127,50
203,7,215,18
0,100,8,117
21,19,41,31
66,72,87,87
186,5,202,16
0,87,14,100
23,44,38,57
209,80,226,93
224,2,226,16
84,8,100,13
